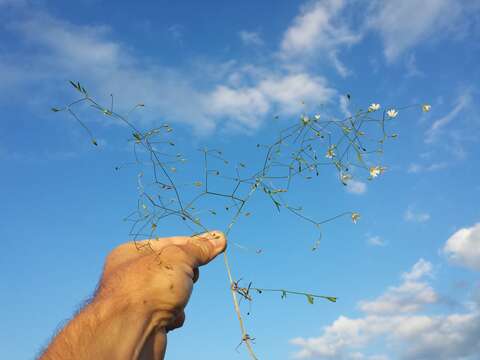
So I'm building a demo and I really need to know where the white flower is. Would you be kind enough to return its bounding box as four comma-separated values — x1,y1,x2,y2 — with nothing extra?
325,146,336,159
369,166,386,178
387,109,398,118
351,212,360,224
422,104,431,112
368,103,380,112
301,115,310,125
314,114,321,120
340,173,352,184
370,166,381,178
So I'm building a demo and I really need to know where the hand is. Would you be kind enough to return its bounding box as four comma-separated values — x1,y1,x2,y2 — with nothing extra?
39,231,227,360
99,230,227,359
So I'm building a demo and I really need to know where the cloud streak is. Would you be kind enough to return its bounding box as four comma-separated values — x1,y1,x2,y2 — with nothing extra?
425,91,472,143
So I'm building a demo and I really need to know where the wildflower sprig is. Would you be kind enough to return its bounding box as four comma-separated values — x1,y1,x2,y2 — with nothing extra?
53,83,431,359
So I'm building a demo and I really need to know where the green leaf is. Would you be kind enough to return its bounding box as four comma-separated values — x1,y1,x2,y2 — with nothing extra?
92,139,98,146
306,294,314,304
69,80,79,90
273,199,281,212
355,147,364,165
281,291,287,299
51,107,61,112
133,132,142,141
324,296,337,303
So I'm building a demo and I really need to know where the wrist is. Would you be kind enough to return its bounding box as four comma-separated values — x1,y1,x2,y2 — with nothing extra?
40,295,168,360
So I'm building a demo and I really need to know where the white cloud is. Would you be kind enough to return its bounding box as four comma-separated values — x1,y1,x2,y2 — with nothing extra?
359,259,436,314
407,162,447,173
291,259,480,360
239,30,263,46
346,179,367,195
405,53,424,77
425,91,472,143
207,73,335,131
207,85,269,130
401,258,433,281
404,206,430,223
258,73,335,114
443,223,480,271
292,310,480,360
367,0,465,62
279,0,361,76
1,10,339,135
366,236,385,247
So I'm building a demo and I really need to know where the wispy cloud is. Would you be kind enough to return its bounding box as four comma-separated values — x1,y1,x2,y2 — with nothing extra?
425,91,472,143
238,30,264,46
0,9,338,135
407,162,448,173
404,206,431,223
167,24,185,44
366,235,386,247
279,0,361,77
405,53,424,77
366,0,468,62
345,179,367,195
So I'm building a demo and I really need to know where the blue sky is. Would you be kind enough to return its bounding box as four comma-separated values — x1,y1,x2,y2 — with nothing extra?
1,0,480,359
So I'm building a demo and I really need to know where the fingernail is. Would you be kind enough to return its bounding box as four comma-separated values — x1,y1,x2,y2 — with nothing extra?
198,231,227,252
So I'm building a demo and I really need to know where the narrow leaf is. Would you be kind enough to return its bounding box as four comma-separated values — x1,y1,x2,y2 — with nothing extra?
324,296,337,303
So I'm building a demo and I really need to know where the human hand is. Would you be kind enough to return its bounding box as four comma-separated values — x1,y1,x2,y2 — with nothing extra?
39,231,226,360
98,231,227,359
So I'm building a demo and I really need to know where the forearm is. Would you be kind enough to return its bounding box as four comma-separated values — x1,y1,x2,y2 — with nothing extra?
39,297,168,360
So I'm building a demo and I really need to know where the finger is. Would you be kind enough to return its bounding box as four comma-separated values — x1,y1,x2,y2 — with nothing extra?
105,235,199,269
166,311,185,332
171,230,227,267
106,232,226,274
192,267,200,283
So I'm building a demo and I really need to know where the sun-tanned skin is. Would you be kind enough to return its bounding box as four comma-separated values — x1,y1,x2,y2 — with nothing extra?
39,231,227,360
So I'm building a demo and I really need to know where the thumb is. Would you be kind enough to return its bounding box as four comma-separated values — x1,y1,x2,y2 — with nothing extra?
183,230,227,267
